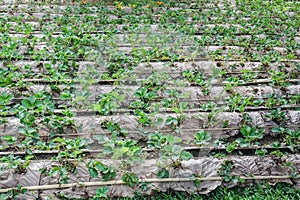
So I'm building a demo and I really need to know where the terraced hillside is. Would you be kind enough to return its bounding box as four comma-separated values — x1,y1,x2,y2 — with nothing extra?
0,0,299,199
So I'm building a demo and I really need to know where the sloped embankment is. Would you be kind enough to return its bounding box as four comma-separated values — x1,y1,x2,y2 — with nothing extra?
0,0,299,198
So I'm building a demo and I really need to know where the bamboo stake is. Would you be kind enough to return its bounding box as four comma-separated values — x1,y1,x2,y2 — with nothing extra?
0,176,293,193
13,55,300,63
52,105,300,115
10,96,299,104
5,105,299,118
6,27,300,37
0,144,296,156
19,78,300,85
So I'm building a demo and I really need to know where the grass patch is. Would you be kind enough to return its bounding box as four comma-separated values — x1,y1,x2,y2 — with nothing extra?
118,182,300,200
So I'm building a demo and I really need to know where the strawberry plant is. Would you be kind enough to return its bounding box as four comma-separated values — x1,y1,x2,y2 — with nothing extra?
165,115,184,132
134,109,152,126
122,172,139,187
240,125,264,143
94,135,143,166
101,120,128,138
0,154,33,174
93,187,109,199
182,69,210,95
87,160,117,181
94,90,124,115
265,108,287,124
194,130,212,146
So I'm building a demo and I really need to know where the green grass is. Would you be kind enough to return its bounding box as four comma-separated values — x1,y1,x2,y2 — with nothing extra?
117,182,300,200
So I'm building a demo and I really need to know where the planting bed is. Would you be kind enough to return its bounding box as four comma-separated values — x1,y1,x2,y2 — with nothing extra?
0,0,299,199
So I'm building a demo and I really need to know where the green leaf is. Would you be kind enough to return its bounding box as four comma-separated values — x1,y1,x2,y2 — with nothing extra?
95,187,109,198
195,131,212,145
1,135,16,144
102,170,116,181
52,137,65,144
21,99,33,109
120,128,128,137
89,168,99,178
50,167,59,177
181,151,193,160
165,116,178,125
158,168,169,178
241,125,252,136
163,145,173,152
103,146,113,155
25,155,34,161
113,147,129,159
272,127,285,134
0,92,13,104
93,135,109,144
57,151,68,159
122,173,139,187
166,135,182,144
155,117,164,125
60,91,72,100
226,143,236,153
194,178,201,187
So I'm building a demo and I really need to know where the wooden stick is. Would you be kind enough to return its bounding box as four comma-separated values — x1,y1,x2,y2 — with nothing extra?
0,144,295,156
19,78,300,85
0,176,293,193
